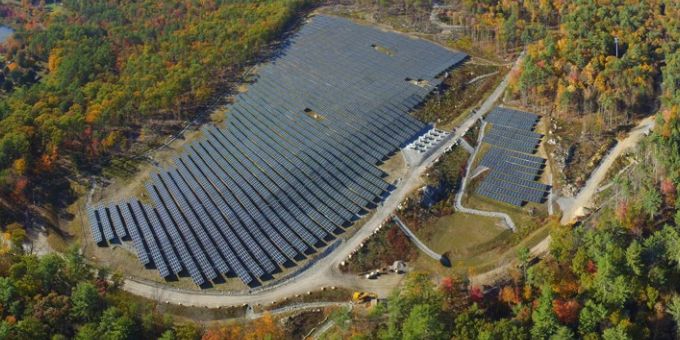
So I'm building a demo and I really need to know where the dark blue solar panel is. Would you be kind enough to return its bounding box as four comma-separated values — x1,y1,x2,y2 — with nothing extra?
89,14,468,286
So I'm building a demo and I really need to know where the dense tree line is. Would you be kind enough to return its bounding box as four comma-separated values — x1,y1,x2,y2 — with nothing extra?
459,0,666,130
0,0,310,222
0,233,289,339
0,238,189,339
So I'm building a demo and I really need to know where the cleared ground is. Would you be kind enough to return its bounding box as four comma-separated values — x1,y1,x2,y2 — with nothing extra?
416,213,508,257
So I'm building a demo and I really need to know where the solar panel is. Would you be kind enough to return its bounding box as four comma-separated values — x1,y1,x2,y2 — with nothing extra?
159,172,230,276
130,200,170,278
203,137,312,254
107,203,128,239
118,202,151,266
95,204,115,242
146,183,205,285
151,176,218,281
187,150,277,275
178,156,263,281
89,14,469,286
143,204,182,275
86,206,103,244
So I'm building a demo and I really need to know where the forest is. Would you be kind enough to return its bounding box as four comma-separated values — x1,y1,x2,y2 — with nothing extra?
0,236,286,339
0,0,309,224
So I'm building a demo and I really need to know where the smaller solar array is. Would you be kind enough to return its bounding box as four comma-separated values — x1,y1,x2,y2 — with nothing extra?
476,107,550,206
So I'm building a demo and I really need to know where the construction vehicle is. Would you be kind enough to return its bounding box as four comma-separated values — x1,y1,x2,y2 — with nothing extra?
352,291,378,303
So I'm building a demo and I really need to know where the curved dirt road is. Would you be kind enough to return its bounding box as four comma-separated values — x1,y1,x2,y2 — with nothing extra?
454,120,517,231
559,116,655,224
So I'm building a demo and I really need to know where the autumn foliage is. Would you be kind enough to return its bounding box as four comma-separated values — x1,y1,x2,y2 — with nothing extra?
0,0,310,216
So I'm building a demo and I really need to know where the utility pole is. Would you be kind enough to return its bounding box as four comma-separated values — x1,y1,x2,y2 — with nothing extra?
614,36,619,58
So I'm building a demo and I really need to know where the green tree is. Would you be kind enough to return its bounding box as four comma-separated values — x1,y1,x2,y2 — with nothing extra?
478,319,528,340
625,240,643,276
453,303,485,340
551,326,575,340
602,323,631,340
517,246,530,281
13,316,48,340
531,286,558,339
667,295,680,335
578,301,607,336
64,246,91,284
173,323,201,340
158,330,176,340
70,282,102,323
401,304,445,340
0,277,17,313
384,272,443,339
75,323,99,340
641,186,662,220
96,307,135,340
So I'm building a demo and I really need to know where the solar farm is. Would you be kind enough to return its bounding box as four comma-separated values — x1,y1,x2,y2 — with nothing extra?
86,15,468,287
475,107,551,207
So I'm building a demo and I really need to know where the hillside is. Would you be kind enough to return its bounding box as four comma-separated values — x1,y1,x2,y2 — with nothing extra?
0,0,310,224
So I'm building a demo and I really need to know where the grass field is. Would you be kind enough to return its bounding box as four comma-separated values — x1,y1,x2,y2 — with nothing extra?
409,212,512,276
416,213,510,257
410,216,550,279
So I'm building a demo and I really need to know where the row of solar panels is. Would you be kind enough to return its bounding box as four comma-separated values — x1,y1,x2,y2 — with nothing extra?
476,107,550,206
479,151,543,182
483,133,539,154
486,107,540,131
89,15,468,287
87,121,390,287
293,15,460,79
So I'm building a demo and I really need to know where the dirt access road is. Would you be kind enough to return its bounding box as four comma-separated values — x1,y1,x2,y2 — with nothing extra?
558,116,656,224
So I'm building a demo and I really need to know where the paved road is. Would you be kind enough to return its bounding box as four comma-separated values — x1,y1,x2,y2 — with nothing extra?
121,51,526,308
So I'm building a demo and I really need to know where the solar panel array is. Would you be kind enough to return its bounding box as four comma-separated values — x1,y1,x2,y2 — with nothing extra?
476,107,550,206
86,15,467,287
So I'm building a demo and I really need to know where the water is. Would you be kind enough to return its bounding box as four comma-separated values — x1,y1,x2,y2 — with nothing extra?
0,26,14,44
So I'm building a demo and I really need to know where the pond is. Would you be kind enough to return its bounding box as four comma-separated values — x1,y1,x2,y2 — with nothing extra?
0,26,14,44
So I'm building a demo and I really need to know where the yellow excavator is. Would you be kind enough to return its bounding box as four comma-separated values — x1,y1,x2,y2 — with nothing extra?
352,291,378,303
